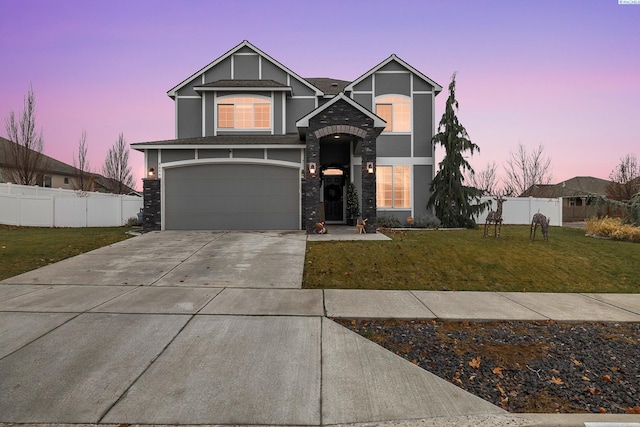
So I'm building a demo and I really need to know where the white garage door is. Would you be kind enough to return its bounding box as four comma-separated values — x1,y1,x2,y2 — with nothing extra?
164,163,300,230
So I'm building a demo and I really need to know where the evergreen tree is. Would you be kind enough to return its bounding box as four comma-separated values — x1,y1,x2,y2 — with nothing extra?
428,73,486,228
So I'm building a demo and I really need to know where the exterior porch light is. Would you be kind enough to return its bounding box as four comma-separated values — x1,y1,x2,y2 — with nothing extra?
148,167,155,177
366,162,375,174
308,162,317,177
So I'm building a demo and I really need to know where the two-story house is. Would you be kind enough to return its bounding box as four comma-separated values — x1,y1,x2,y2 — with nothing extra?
133,40,442,233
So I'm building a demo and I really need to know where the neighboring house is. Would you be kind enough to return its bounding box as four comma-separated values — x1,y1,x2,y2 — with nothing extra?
0,137,135,194
522,176,621,221
133,40,442,232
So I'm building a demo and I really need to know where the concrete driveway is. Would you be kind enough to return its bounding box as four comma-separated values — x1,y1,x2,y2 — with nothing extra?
0,230,530,426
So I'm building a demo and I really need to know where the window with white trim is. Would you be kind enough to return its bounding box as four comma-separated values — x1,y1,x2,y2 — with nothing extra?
217,95,271,129
376,165,411,208
375,95,410,132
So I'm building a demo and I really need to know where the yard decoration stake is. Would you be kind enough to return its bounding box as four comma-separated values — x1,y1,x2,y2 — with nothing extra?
530,213,549,241
484,195,506,238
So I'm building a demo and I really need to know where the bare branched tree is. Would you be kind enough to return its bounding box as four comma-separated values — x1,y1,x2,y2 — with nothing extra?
466,161,499,196
503,143,553,196
2,84,46,185
72,129,93,195
102,133,134,194
606,153,640,202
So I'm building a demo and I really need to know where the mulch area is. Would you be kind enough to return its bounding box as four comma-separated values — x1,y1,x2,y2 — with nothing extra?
335,318,640,414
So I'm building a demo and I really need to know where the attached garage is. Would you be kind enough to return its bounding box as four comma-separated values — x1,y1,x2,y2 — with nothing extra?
163,161,301,230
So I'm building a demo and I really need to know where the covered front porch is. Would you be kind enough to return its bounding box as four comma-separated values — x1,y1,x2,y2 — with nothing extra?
296,93,386,234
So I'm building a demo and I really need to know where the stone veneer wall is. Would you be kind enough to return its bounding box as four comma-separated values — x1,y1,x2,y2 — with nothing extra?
142,178,161,232
304,99,381,233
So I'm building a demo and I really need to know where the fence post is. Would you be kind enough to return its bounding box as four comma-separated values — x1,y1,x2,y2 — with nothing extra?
51,195,55,227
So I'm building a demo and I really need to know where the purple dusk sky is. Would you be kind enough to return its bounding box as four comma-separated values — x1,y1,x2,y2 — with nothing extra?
1,0,639,191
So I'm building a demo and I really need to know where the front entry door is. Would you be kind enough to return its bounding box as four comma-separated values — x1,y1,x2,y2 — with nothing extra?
324,176,344,221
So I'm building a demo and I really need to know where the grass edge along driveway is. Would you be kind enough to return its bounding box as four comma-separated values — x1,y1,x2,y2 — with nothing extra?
0,225,134,281
303,226,640,293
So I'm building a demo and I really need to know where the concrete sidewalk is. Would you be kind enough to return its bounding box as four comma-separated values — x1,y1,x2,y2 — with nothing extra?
1,230,639,427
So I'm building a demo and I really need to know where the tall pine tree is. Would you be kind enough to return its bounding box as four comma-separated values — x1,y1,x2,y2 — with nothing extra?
428,73,486,228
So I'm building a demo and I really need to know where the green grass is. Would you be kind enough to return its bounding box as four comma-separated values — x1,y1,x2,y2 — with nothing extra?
0,225,135,281
303,226,640,293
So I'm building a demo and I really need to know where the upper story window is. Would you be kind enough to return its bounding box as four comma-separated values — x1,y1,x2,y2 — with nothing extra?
217,95,271,129
375,95,410,133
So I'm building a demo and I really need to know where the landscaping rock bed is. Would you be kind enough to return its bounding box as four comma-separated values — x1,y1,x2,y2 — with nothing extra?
336,318,640,414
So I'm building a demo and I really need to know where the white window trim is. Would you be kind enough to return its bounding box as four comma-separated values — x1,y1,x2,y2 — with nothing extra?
215,94,273,132
376,165,412,210
375,94,411,134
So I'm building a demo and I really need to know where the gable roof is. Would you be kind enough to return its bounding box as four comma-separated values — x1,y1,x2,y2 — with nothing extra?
522,176,612,198
305,78,350,96
295,92,387,131
0,137,137,194
167,40,323,98
0,137,76,176
344,54,443,94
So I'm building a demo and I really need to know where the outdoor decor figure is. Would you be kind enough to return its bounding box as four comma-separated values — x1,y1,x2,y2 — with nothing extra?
484,196,506,238
530,213,549,242
314,221,328,234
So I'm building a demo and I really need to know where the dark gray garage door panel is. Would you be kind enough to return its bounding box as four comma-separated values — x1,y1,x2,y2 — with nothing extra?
164,164,300,230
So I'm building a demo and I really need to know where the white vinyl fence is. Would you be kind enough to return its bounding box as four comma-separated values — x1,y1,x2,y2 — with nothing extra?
0,183,142,227
474,196,563,226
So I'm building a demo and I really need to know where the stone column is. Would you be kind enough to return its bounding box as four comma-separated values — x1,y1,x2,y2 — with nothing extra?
142,178,161,232
304,132,321,233
361,132,377,233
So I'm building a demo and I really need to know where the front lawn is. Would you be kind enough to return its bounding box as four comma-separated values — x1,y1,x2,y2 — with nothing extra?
0,225,134,281
303,226,640,293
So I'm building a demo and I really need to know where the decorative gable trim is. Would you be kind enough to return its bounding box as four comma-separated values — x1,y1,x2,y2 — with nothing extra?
295,93,386,129
167,40,323,98
344,54,443,94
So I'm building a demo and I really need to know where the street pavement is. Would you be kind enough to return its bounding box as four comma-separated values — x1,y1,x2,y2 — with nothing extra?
1,230,640,426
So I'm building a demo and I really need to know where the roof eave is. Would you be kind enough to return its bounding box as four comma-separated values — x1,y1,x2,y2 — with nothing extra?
344,54,443,95
295,93,387,130
193,86,292,93
167,40,325,98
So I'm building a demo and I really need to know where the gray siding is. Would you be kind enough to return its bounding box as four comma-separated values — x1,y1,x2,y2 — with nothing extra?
262,61,287,84
286,98,316,133
353,93,372,110
176,77,200,96
267,149,302,163
413,164,432,218
204,92,215,136
413,75,434,91
377,135,411,157
204,57,232,82
199,149,231,159
290,78,315,97
161,149,195,163
413,93,433,157
147,150,158,172
380,61,406,72
273,92,283,134
352,76,372,91
177,98,202,139
233,54,259,79
375,72,410,97
232,149,264,159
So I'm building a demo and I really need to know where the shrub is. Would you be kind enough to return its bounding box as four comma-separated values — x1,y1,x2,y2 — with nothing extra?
413,213,441,229
376,214,402,228
627,193,640,227
585,217,640,243
126,216,141,227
